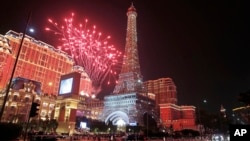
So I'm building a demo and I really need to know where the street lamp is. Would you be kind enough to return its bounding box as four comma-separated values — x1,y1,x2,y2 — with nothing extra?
197,99,208,140
0,11,31,121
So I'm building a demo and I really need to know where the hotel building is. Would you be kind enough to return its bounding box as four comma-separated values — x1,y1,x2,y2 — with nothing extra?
144,78,196,131
0,30,94,126
0,30,74,95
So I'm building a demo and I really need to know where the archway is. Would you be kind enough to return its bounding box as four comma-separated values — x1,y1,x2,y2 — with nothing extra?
105,111,129,132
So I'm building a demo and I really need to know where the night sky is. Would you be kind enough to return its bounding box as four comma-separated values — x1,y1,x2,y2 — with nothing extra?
0,0,249,113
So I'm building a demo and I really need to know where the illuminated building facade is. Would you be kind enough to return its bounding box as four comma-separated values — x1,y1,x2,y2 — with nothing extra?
0,34,13,89
144,78,177,106
101,4,159,127
39,94,56,121
0,79,56,123
159,103,196,131
73,65,92,97
144,78,196,131
85,97,103,120
0,30,74,96
54,94,103,134
0,30,94,133
0,81,40,122
54,95,79,134
54,71,92,134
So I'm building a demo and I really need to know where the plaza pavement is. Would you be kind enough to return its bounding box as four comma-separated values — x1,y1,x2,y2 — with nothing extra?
56,137,210,141
17,136,211,141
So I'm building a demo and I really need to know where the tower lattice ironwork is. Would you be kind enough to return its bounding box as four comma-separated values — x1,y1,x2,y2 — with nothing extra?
113,3,143,94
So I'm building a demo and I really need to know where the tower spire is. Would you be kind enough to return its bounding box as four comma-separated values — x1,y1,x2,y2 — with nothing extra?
131,2,134,8
113,4,143,94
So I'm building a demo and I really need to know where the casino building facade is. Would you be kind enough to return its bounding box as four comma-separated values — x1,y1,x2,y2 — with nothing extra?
0,30,73,95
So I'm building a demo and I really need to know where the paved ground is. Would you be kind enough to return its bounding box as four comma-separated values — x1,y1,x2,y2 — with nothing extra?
56,139,207,141
18,136,211,141
56,138,209,141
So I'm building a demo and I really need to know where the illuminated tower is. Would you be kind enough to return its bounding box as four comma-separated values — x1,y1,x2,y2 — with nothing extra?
113,3,143,94
101,4,159,129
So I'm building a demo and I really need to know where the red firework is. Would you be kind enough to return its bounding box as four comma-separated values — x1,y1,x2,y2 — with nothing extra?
46,13,122,94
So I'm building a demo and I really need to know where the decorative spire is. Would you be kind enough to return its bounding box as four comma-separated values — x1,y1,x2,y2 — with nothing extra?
128,2,136,12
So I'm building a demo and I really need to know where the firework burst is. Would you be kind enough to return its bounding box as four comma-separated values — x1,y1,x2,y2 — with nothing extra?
46,13,122,94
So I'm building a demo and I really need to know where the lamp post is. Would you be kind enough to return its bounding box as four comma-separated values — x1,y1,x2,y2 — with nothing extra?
146,111,149,139
0,11,31,121
145,86,149,140
198,99,207,140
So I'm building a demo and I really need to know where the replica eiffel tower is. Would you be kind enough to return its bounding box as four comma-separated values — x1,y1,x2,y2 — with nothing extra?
112,3,143,94
100,4,159,128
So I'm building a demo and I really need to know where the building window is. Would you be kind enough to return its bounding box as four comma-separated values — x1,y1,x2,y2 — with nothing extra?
13,95,18,101
24,97,30,102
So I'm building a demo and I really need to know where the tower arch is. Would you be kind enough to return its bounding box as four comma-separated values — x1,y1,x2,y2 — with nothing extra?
105,111,129,125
